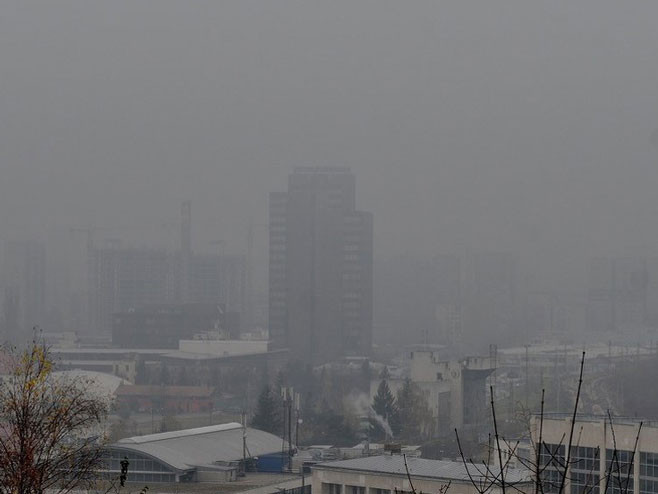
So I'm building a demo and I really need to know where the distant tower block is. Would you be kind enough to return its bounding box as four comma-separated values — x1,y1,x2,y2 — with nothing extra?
181,201,192,303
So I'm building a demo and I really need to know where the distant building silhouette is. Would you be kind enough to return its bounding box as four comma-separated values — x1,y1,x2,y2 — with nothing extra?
90,202,247,335
92,247,247,335
1,240,46,343
463,251,519,349
269,167,373,364
373,254,461,347
587,257,648,332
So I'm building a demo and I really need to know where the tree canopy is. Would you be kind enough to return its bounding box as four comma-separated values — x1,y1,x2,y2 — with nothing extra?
371,379,400,440
0,341,110,494
250,384,282,435
397,378,434,441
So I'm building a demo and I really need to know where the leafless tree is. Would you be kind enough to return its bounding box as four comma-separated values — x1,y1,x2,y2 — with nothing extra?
395,453,451,494
455,352,643,494
0,340,111,494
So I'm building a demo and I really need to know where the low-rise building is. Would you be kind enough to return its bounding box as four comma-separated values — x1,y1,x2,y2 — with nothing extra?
103,423,289,483
312,455,531,494
115,384,215,414
532,414,658,494
372,351,493,436
51,348,169,382
178,338,269,356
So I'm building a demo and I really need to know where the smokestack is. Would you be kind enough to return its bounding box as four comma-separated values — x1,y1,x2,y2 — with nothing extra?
181,201,192,303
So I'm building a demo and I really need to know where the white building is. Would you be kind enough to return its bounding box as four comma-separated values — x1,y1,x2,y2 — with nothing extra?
372,351,493,435
531,414,658,494
312,455,531,494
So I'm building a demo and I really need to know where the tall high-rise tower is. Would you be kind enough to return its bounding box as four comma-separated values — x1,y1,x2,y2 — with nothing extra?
269,167,373,364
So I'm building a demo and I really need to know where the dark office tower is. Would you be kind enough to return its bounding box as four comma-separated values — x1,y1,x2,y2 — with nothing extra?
1,240,46,342
269,167,373,364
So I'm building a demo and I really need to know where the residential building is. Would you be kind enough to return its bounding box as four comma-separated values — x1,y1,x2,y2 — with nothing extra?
269,167,373,364
312,455,531,494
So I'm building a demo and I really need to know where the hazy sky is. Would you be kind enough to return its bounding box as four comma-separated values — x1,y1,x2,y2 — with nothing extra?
2,1,658,289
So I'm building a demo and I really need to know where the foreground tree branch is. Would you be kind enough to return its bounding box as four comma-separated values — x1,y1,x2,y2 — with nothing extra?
0,340,111,494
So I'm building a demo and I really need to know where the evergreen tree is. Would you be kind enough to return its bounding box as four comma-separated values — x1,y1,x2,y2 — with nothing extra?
250,384,282,435
397,378,433,441
371,379,400,439
160,364,170,385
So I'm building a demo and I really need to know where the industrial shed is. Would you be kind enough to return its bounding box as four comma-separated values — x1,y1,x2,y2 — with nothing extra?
103,423,288,483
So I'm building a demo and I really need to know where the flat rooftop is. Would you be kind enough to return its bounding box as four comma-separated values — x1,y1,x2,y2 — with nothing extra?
120,472,305,494
314,455,531,484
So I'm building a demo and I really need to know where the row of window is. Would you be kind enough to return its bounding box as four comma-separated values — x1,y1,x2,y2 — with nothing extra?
570,472,600,494
324,484,415,494
572,446,600,472
105,458,170,473
641,479,658,494
541,468,565,494
125,472,175,483
641,453,658,478
608,477,634,494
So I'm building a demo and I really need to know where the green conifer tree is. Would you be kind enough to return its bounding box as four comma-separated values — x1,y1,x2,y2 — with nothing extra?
371,379,400,439
250,384,282,434
397,378,433,441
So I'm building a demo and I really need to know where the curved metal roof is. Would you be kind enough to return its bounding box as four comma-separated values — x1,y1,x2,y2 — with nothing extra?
110,423,286,472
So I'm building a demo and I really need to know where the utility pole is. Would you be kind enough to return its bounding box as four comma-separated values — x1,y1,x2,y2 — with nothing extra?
281,386,298,472
242,410,247,474
246,221,254,331
525,344,529,409
295,392,301,450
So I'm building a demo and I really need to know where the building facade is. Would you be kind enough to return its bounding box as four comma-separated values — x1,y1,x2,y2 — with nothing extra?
312,455,531,494
269,167,373,364
533,415,658,494
372,350,494,437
